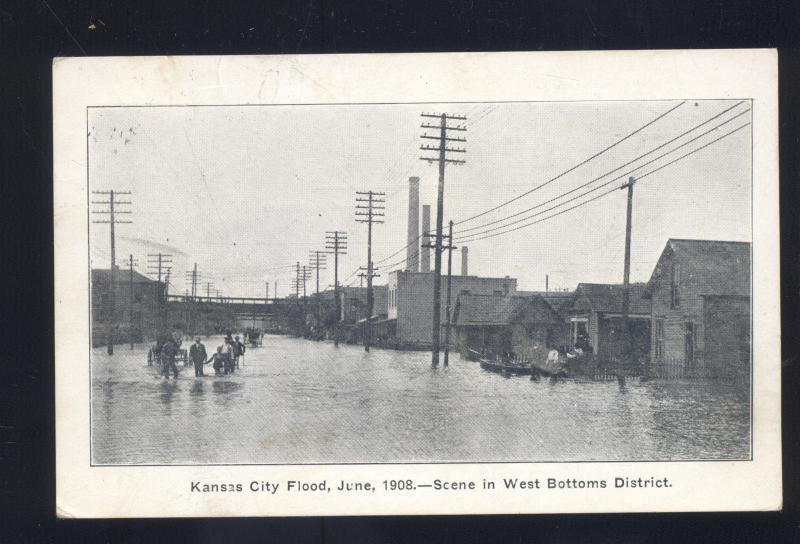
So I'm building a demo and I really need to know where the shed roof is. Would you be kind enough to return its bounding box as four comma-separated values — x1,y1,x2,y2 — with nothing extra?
92,268,157,285
453,294,561,327
644,239,750,297
567,282,651,315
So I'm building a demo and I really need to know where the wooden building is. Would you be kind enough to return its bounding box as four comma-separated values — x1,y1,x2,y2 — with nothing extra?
562,282,652,364
643,239,750,378
452,293,568,362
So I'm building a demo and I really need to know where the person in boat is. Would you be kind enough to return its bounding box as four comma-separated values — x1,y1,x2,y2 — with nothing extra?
206,345,226,376
160,333,181,380
189,337,207,377
233,335,246,368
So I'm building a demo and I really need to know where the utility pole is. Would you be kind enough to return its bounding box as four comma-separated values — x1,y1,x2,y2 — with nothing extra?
309,249,327,335
355,190,385,352
126,254,139,349
184,264,200,334
91,189,132,355
619,176,636,387
185,264,200,301
205,281,215,299
294,262,301,300
420,112,466,367
423,222,456,367
325,230,348,347
265,282,269,303
309,251,327,295
444,222,456,367
294,263,311,303
302,266,311,304
357,264,380,348
146,253,173,284
147,252,172,331
163,268,171,328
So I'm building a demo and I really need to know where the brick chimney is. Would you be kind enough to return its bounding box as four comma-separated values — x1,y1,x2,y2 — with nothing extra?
421,204,431,273
406,177,420,272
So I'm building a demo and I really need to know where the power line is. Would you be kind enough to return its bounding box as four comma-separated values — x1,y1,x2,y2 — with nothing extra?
455,121,750,244
455,100,689,226
91,189,132,355
455,107,751,240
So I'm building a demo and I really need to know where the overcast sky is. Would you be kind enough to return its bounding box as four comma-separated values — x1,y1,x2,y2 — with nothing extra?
89,100,751,298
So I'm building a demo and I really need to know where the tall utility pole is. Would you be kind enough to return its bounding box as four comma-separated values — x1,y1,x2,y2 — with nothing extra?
619,176,636,387
146,253,173,284
91,189,132,355
205,281,215,299
325,230,348,346
423,222,456,367
294,262,311,302
163,268,171,328
294,262,301,300
302,266,311,303
147,252,172,330
420,112,466,367
443,222,457,367
185,264,200,302
309,250,327,333
127,254,139,349
309,251,327,295
355,190,385,352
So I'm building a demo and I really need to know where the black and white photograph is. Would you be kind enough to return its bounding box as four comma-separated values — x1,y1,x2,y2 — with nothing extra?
53,51,781,517
87,98,752,465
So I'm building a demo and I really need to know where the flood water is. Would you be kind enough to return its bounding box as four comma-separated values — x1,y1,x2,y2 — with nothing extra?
91,334,750,465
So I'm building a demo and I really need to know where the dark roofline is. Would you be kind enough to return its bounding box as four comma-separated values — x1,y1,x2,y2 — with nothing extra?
666,238,750,246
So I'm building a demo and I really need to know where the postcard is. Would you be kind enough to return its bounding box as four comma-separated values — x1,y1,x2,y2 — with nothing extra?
54,49,780,517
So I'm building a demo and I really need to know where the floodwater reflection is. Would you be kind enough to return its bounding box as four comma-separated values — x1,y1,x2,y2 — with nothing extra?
91,334,750,465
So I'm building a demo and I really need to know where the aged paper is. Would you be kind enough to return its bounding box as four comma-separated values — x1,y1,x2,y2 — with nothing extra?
54,50,780,517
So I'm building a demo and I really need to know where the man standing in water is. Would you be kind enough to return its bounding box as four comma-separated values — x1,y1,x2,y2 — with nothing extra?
189,337,207,377
160,332,181,380
233,335,246,368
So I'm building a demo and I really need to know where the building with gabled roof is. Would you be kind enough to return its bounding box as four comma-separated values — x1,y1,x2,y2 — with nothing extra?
643,239,750,378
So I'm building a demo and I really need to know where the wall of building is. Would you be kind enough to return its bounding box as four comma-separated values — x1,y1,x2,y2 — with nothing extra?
91,275,164,345
649,252,708,363
702,295,750,378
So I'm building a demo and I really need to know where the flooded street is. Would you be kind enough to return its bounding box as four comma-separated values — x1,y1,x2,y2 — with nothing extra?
91,334,750,465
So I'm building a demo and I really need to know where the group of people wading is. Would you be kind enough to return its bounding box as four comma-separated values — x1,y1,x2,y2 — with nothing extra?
149,331,247,379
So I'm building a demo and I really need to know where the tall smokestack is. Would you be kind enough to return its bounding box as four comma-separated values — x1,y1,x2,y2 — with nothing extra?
421,205,431,273
461,246,469,276
406,176,420,271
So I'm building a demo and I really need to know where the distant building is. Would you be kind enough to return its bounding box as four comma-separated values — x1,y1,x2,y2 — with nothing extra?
386,270,517,349
339,285,389,323
643,239,750,378
91,267,163,346
452,293,568,361
562,282,651,363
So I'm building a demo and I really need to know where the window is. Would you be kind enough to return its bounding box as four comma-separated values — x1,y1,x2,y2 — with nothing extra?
670,263,681,308
654,318,664,361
